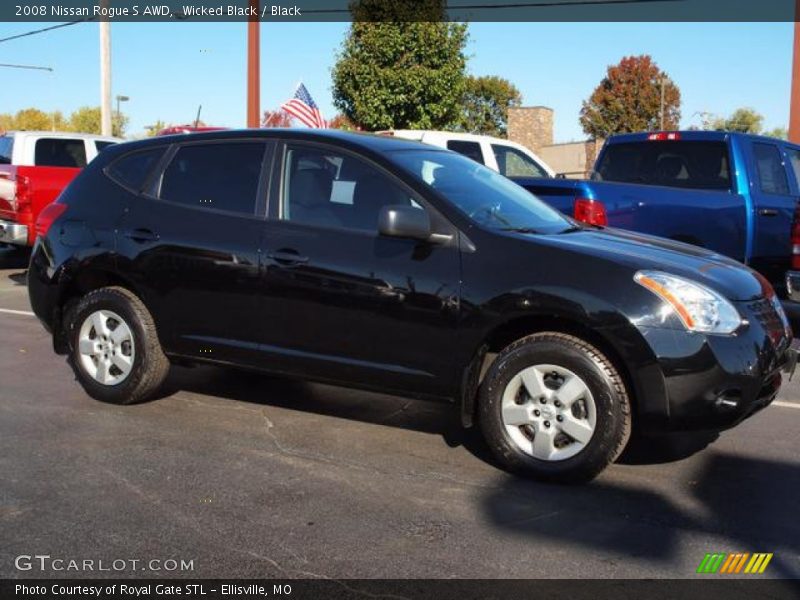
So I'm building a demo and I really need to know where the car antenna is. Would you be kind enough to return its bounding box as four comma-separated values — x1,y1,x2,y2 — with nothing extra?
194,105,202,129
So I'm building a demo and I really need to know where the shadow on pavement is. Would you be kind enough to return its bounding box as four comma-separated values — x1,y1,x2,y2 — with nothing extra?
480,452,800,578
618,430,720,465
154,365,730,479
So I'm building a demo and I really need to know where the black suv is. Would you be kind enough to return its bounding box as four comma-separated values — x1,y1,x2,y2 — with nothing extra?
28,130,796,482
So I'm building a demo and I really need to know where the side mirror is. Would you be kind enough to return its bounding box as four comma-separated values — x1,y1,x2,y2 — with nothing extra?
378,205,431,241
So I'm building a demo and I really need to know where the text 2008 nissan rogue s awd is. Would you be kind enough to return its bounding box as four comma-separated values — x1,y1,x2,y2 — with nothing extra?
27,130,798,482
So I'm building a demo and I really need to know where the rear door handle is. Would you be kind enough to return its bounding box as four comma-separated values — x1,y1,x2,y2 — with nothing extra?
267,249,309,266
124,228,159,242
758,208,778,217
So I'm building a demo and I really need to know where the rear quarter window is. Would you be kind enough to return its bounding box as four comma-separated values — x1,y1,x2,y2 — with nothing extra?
596,140,732,191
0,136,13,164
446,140,484,165
34,138,87,168
106,148,165,192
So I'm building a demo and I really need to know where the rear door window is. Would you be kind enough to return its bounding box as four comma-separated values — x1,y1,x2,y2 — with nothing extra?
446,140,484,164
159,142,266,216
492,144,548,177
34,138,87,168
107,148,165,192
785,147,800,192
0,136,13,164
753,143,790,196
596,140,731,191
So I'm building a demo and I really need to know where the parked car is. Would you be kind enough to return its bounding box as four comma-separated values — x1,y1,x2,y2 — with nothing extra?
512,131,800,323
0,130,121,247
28,130,796,482
379,130,555,178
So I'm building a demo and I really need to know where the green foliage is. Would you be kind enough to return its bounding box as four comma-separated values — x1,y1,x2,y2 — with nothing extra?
764,126,788,140
332,1,468,131
580,55,681,139
709,107,764,134
12,108,52,130
145,120,167,137
68,106,129,137
0,106,128,136
457,75,521,137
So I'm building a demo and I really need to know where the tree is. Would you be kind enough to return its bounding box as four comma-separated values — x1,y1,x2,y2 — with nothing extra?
68,106,128,136
145,120,166,137
709,107,763,134
458,75,521,136
765,126,788,140
328,113,359,130
332,0,468,130
580,55,680,139
14,108,52,130
262,109,293,128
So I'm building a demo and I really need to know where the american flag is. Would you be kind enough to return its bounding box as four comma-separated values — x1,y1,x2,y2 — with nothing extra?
281,83,326,129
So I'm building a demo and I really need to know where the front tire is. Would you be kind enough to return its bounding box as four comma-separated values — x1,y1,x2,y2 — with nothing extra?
479,332,631,483
66,286,169,405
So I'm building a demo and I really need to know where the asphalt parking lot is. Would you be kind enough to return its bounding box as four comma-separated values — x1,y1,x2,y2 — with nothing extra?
1,246,799,580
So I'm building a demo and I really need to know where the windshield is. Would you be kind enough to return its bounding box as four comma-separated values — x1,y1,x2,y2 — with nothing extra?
388,149,572,233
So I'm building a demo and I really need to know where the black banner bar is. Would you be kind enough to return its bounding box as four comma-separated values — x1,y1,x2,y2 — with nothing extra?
0,0,797,23
3,579,800,600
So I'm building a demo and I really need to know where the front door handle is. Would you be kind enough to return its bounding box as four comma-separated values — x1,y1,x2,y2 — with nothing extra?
758,208,778,217
124,228,159,242
267,249,309,266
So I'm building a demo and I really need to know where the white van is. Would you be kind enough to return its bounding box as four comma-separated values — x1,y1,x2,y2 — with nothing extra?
378,130,554,178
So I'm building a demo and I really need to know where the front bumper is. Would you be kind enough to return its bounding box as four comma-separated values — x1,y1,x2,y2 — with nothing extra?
0,219,28,245
638,299,794,432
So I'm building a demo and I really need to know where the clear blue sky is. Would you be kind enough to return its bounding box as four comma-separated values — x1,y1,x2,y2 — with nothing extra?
0,21,792,140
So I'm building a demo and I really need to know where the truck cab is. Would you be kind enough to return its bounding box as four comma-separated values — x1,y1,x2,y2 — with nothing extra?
0,131,121,247
513,131,800,321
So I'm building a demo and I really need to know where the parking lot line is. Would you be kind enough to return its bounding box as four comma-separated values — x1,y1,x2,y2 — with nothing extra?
0,308,34,316
773,400,800,409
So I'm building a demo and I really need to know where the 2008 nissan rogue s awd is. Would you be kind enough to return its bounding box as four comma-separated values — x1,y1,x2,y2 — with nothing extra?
27,130,797,482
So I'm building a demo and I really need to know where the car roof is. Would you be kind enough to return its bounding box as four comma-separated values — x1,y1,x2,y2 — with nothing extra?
109,128,435,156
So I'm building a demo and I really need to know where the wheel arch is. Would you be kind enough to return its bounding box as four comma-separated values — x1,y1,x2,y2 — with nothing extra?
459,313,658,429
53,266,148,354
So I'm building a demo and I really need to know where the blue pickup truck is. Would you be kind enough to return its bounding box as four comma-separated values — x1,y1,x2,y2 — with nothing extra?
512,131,800,321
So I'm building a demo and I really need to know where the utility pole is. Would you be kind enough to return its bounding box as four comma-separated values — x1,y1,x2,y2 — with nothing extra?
99,13,112,136
790,0,800,142
660,76,666,131
247,0,260,128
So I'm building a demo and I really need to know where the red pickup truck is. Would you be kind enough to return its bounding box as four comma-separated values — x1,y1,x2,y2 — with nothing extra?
0,131,121,247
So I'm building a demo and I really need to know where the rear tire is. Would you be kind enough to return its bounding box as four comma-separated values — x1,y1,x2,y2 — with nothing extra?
66,286,169,405
478,332,631,483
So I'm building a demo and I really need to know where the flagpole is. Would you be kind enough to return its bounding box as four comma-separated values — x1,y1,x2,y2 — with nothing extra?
246,0,260,128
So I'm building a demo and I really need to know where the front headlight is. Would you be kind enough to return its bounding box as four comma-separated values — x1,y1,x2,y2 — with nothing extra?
634,270,743,334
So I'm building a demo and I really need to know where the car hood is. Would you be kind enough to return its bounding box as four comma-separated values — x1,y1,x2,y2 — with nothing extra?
533,227,767,301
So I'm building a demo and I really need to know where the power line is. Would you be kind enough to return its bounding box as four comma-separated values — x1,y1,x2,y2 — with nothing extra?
0,20,89,45
0,63,53,71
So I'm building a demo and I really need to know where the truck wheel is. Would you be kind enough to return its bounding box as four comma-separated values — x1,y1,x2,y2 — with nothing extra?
66,286,169,405
478,332,631,483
